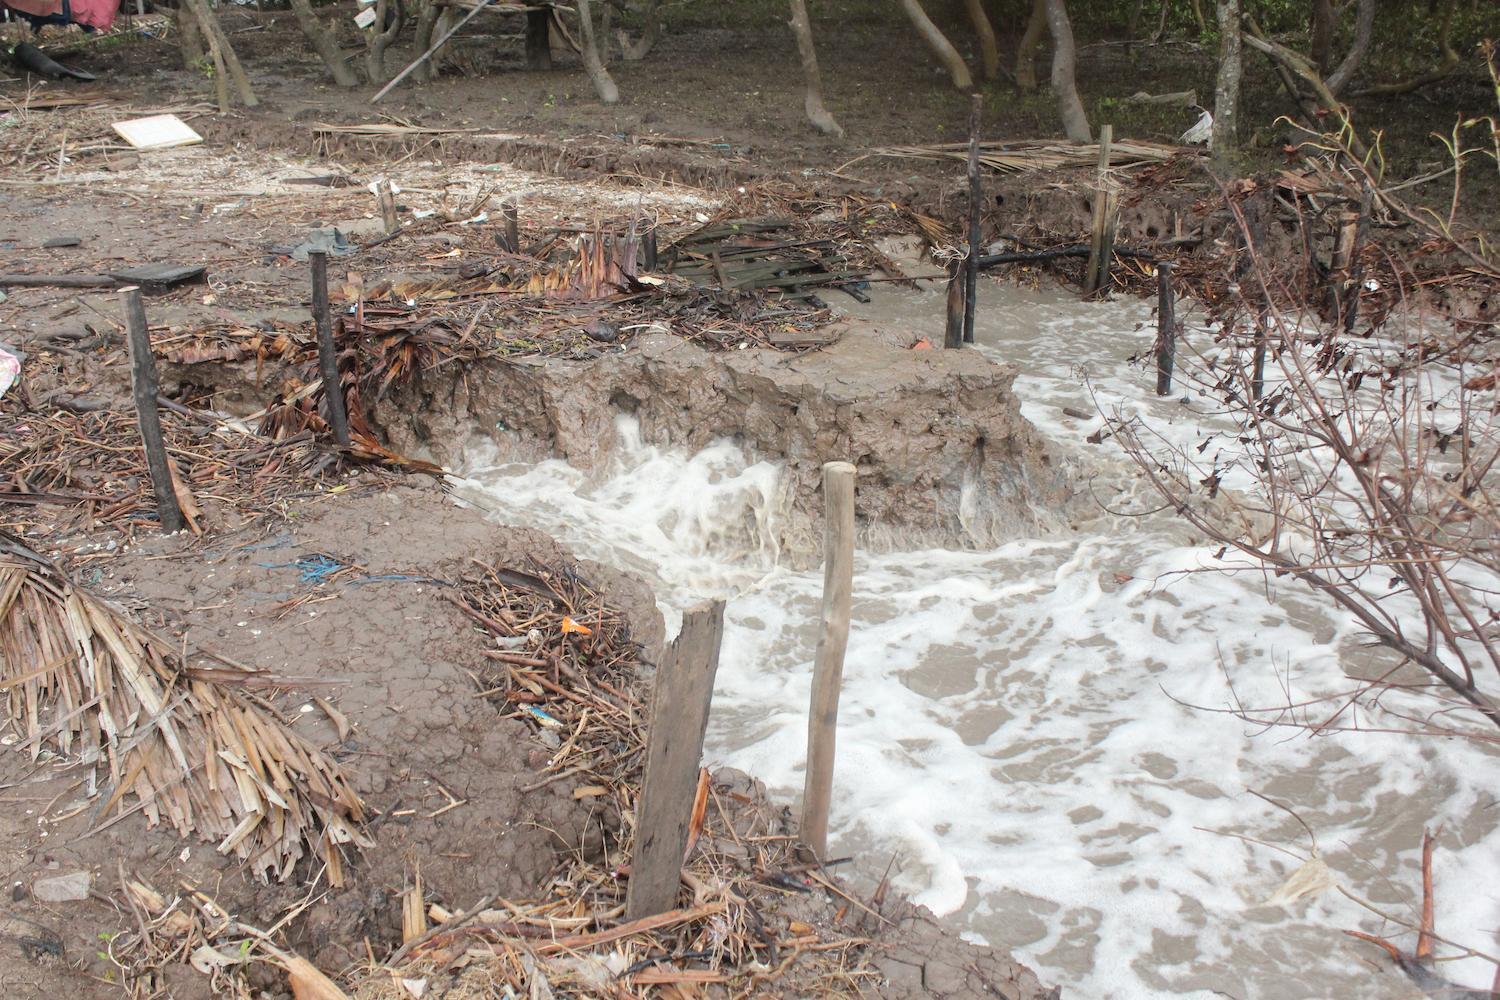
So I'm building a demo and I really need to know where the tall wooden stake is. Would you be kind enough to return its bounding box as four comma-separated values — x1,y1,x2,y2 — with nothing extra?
801,461,856,860
1084,124,1116,296
627,600,727,920
309,251,351,447
1340,183,1373,335
1155,262,1175,396
963,93,983,344
120,286,185,534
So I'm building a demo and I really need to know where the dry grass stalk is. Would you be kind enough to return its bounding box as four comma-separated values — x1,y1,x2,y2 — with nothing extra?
0,536,371,883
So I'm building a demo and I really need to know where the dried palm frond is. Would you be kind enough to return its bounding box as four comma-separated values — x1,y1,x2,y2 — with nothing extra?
524,232,634,300
0,534,371,884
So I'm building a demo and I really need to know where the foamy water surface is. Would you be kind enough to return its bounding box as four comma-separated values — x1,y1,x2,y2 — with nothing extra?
452,281,1499,999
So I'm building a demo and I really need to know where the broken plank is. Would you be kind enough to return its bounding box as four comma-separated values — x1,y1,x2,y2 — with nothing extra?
0,273,115,288
626,601,725,921
107,264,208,289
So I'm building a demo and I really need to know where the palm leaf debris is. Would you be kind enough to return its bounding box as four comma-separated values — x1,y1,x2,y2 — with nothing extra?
0,534,372,884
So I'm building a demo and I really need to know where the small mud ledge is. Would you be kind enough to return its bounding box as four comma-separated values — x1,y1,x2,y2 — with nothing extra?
374,331,1080,563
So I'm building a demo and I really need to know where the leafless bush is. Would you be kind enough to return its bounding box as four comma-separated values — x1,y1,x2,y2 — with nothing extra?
1117,211,1500,749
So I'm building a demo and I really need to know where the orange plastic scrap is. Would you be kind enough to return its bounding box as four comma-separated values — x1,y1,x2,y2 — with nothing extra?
560,616,593,636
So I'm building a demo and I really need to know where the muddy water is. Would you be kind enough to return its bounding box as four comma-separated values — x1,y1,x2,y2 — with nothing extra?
451,280,1499,999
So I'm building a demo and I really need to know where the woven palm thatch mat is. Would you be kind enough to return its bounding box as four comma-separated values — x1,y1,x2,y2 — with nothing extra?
0,531,371,884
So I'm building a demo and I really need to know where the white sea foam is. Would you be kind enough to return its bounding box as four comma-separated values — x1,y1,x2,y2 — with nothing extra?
452,280,1500,999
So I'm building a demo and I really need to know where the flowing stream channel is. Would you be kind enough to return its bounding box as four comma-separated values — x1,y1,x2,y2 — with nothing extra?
450,281,1499,999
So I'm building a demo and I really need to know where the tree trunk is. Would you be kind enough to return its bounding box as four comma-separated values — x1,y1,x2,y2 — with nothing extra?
1043,0,1090,143
1210,0,1241,166
597,0,613,67
289,0,361,86
1186,0,1205,34
617,0,658,62
414,1,442,79
1240,21,1367,159
364,0,402,84
1310,0,1335,75
787,0,843,137
574,0,619,104
1015,0,1045,91
177,5,205,69
1326,0,1375,96
898,0,973,91
963,0,999,82
183,0,258,106
525,9,553,69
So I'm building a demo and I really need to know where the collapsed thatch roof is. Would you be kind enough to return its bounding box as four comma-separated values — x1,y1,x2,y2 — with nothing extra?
0,533,370,884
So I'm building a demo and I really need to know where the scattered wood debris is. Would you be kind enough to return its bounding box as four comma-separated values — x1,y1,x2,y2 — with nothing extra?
853,137,1195,175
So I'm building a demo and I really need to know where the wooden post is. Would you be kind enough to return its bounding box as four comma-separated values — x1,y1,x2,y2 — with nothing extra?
496,199,520,254
1155,262,1175,396
309,251,351,448
943,260,965,349
800,461,855,860
962,92,983,345
1327,205,1359,322
1341,183,1373,335
120,286,185,534
641,219,658,272
1251,334,1267,401
524,8,552,70
626,600,726,920
374,179,399,235
1084,124,1116,296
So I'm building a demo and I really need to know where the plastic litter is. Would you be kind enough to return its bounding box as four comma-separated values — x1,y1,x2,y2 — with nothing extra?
0,345,21,401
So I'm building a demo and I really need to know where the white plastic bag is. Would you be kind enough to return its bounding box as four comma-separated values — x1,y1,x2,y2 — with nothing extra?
0,347,20,401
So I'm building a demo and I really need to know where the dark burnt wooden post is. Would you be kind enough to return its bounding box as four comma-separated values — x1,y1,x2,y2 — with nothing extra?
120,286,185,533
963,92,982,344
1155,263,1175,396
309,251,351,447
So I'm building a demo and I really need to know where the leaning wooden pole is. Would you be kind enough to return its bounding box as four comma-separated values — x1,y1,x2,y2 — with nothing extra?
800,461,856,860
962,92,982,345
120,286,185,534
308,251,351,448
626,600,727,920
1155,262,1175,396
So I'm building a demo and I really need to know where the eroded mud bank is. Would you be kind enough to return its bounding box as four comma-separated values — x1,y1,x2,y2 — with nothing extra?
370,329,1084,563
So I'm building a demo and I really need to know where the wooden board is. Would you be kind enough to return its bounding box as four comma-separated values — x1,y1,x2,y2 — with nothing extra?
625,600,726,920
111,114,203,151
107,264,207,288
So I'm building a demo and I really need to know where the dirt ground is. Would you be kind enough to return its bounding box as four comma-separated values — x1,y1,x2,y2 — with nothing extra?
0,17,1080,1000
1,8,1494,999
